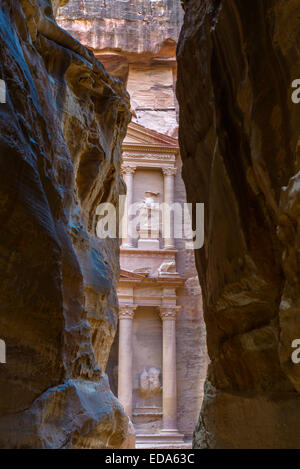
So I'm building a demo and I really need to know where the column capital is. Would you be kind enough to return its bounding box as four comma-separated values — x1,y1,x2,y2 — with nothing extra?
159,306,181,320
121,164,136,175
119,304,137,319
162,167,177,177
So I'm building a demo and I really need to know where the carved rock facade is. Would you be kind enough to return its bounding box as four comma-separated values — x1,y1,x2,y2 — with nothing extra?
177,0,300,449
0,0,131,448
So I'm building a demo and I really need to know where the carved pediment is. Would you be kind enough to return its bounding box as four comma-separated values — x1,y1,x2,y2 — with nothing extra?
123,122,178,148
120,269,148,279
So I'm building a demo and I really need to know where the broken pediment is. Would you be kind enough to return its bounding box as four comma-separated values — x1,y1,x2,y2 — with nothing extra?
123,122,178,148
120,268,149,279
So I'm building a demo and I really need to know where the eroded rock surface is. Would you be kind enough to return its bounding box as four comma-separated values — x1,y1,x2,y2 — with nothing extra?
0,0,132,448
56,0,183,57
57,0,184,136
177,0,300,448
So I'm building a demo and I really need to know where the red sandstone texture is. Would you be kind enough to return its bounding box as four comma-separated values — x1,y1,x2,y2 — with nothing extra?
56,0,183,57
0,0,132,448
177,0,300,449
57,1,184,137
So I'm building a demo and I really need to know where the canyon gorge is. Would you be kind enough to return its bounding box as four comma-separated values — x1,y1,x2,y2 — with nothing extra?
1,0,300,450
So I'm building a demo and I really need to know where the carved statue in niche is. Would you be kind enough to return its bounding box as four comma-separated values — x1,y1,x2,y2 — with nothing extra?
140,369,149,395
148,367,161,393
137,191,160,239
139,367,162,398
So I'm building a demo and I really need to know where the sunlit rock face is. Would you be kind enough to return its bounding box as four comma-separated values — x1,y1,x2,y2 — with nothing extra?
177,0,300,449
56,0,183,56
57,0,184,137
0,0,132,448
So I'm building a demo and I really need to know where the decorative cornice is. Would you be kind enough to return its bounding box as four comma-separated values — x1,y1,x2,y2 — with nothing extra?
123,151,175,160
119,276,185,286
119,304,137,319
159,306,181,320
162,167,177,176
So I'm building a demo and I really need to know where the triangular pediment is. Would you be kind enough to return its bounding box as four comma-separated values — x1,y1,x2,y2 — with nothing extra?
123,122,178,148
120,268,149,279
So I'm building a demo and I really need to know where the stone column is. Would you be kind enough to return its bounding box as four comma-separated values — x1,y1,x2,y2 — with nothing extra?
118,304,137,418
162,167,177,250
121,164,136,248
160,305,181,432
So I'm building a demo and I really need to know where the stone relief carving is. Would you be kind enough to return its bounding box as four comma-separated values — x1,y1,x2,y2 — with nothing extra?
139,368,162,397
140,369,149,395
119,305,137,319
123,152,175,161
137,191,160,239
157,260,176,276
162,167,177,176
148,367,161,393
159,306,181,320
121,163,136,174
143,191,160,207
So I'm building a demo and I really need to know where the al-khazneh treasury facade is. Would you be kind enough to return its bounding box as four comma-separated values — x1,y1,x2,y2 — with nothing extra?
111,123,207,448
57,0,208,448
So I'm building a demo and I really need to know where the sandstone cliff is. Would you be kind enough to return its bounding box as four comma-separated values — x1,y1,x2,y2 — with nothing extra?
56,0,183,57
0,0,132,448
56,1,184,136
177,0,300,448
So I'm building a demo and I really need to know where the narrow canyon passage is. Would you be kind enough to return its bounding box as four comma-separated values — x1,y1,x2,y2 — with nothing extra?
57,0,208,448
0,0,300,451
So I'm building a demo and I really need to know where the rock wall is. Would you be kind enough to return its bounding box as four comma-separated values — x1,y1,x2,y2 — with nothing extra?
56,0,183,57
57,0,184,137
0,0,132,448
177,0,300,448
